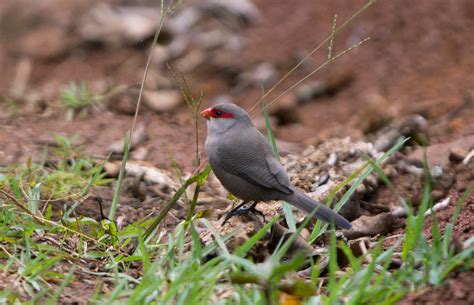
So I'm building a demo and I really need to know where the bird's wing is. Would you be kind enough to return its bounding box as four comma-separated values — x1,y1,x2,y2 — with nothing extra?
265,155,293,192
215,131,293,195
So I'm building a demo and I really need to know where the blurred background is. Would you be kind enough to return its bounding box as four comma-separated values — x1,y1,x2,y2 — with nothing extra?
1,0,473,170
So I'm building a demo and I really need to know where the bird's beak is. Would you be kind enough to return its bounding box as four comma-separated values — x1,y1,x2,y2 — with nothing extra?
200,107,212,120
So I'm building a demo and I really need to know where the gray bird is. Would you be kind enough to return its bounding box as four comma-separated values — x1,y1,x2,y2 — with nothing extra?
201,103,351,229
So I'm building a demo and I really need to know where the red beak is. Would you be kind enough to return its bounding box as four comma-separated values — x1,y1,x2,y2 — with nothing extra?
200,107,212,120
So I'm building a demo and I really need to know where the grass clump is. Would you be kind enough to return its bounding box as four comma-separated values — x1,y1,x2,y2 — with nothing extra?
0,134,110,203
62,81,97,110
62,81,101,120
2,132,472,304
61,81,125,120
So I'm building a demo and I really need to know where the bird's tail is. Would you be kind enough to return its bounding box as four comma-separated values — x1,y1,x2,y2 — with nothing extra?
286,192,352,229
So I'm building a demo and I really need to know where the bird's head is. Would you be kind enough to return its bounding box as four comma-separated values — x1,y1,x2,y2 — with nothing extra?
200,103,252,134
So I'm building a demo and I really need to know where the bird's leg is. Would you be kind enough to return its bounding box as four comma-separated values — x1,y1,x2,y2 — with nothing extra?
222,200,250,225
244,201,265,222
222,201,265,225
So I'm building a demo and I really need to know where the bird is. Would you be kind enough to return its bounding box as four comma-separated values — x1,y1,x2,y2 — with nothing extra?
200,103,351,229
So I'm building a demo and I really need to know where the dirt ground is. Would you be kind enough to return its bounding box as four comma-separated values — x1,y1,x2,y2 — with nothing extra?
0,0,473,304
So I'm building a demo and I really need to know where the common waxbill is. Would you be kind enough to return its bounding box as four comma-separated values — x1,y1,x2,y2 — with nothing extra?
200,103,351,229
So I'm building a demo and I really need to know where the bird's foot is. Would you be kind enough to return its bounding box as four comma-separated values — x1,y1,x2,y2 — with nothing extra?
222,201,265,225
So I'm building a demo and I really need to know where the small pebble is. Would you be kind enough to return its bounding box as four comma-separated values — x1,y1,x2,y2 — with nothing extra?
143,90,183,113
327,152,337,166
449,147,468,163
355,184,366,194
317,174,330,186
104,162,120,178
429,165,443,179
392,206,407,218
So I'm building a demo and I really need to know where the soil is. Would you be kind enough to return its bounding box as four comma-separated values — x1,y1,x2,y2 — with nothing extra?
0,0,473,303
398,269,474,305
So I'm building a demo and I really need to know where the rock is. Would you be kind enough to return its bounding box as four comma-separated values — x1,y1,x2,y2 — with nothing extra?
327,152,337,166
463,150,474,165
130,146,149,160
372,115,427,152
104,162,120,178
211,95,234,105
447,117,467,133
349,238,372,258
110,92,138,115
269,223,314,257
295,72,354,103
342,213,398,240
268,93,300,125
194,29,233,51
252,115,279,133
150,45,172,67
198,213,270,261
237,62,279,89
338,200,361,221
396,160,424,175
408,135,474,167
9,57,32,98
357,92,399,134
449,147,468,163
166,37,190,58
430,165,443,179
324,71,354,96
77,4,162,47
406,98,451,119
124,161,178,191
174,50,206,72
143,90,183,113
424,197,451,217
392,206,407,218
199,0,261,29
19,26,73,60
294,81,328,103
166,6,201,35
275,139,304,156
108,121,148,154
410,170,455,206
141,69,174,90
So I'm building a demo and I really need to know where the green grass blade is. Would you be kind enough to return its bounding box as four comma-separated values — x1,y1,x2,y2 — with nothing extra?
200,218,230,256
327,225,339,303
347,241,384,304
450,181,473,223
235,216,279,257
310,137,408,242
443,182,473,254
273,209,316,262
109,130,131,220
403,148,431,261
184,176,207,226
9,176,22,199
261,86,296,232
45,266,76,305
339,241,361,271
142,165,211,242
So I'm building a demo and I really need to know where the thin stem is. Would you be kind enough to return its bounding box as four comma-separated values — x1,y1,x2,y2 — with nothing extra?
248,0,375,114
262,37,370,114
131,1,174,140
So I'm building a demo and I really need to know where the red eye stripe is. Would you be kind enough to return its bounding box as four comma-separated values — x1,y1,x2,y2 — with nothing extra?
210,108,235,119
199,107,235,120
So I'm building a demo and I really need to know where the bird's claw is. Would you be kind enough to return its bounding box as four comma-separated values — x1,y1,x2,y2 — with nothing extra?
222,201,265,225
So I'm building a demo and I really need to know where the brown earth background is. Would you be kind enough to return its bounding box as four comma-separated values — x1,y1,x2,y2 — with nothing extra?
0,0,473,304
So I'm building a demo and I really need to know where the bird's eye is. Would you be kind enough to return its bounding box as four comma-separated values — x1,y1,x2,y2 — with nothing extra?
215,110,222,116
